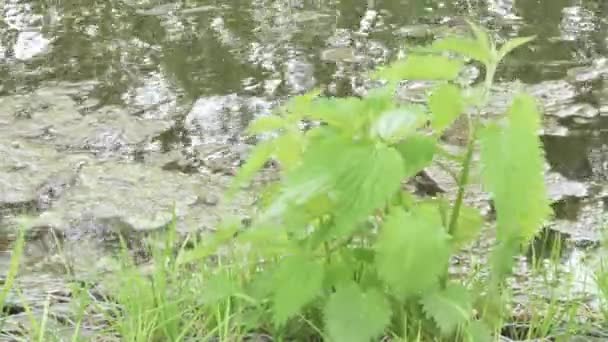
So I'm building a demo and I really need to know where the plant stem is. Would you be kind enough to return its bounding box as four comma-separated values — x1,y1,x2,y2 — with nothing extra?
448,60,496,236
447,122,477,236
323,241,331,264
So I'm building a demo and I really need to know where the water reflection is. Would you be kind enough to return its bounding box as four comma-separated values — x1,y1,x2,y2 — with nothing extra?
1,0,604,100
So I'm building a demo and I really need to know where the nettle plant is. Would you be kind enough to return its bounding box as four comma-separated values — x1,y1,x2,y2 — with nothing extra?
212,23,551,341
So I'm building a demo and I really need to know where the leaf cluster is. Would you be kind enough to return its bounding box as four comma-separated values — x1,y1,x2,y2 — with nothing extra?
202,22,549,342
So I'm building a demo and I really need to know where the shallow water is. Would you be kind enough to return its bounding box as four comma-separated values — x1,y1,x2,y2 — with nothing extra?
1,0,608,337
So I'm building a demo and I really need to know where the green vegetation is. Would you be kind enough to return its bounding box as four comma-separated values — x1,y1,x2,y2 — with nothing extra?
1,22,607,342
222,21,548,341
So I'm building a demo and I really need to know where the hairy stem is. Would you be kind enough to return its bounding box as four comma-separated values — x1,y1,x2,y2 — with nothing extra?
448,61,496,235
447,122,477,235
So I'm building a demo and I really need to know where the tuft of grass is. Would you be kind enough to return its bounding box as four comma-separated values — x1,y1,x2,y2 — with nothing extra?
0,226,26,313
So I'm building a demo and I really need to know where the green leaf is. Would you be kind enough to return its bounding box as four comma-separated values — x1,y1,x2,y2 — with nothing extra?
284,88,322,117
330,144,405,237
274,131,305,171
429,83,464,133
431,37,491,65
324,258,356,289
272,254,324,326
480,94,551,244
371,105,427,143
247,115,288,134
201,272,241,305
394,134,437,179
229,140,274,196
467,20,493,60
497,36,535,62
451,205,484,250
374,55,463,81
465,320,493,342
324,283,391,342
375,206,450,299
421,283,472,336
247,267,276,301
264,138,405,238
237,225,292,257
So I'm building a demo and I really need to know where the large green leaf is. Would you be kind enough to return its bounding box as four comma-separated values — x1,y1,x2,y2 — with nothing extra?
264,137,405,238
465,320,493,342
374,54,463,81
324,282,391,342
467,20,493,61
450,205,484,250
229,140,274,196
247,115,288,134
394,134,437,179
421,283,472,336
371,105,427,143
274,131,305,171
429,83,464,133
375,205,450,299
330,143,406,237
200,271,241,305
480,94,551,244
497,36,535,62
272,254,325,326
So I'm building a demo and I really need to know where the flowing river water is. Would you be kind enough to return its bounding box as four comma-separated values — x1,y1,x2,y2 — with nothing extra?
1,0,608,339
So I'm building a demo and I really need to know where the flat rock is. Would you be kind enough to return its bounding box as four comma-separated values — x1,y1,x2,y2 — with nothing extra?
567,58,608,83
0,87,171,158
545,172,590,202
24,161,253,235
185,94,272,146
0,138,90,215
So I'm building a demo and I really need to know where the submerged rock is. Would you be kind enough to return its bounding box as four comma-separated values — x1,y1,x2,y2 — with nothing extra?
185,94,272,146
527,80,579,117
567,58,608,83
23,161,252,236
0,88,82,139
0,88,171,158
52,105,171,157
0,139,90,215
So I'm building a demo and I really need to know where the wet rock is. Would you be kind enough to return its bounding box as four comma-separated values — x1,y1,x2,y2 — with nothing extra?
285,58,316,94
588,144,608,181
35,160,88,211
527,80,578,116
357,9,378,35
567,58,608,83
326,28,353,48
548,200,606,243
0,88,82,139
553,103,599,119
321,47,357,63
194,143,252,175
13,31,51,61
545,171,590,202
263,79,282,96
185,94,272,146
202,193,220,206
487,0,520,21
540,117,570,136
395,24,435,39
0,138,88,215
135,3,179,16
0,88,169,158
52,106,171,157
26,161,252,236
559,6,596,42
